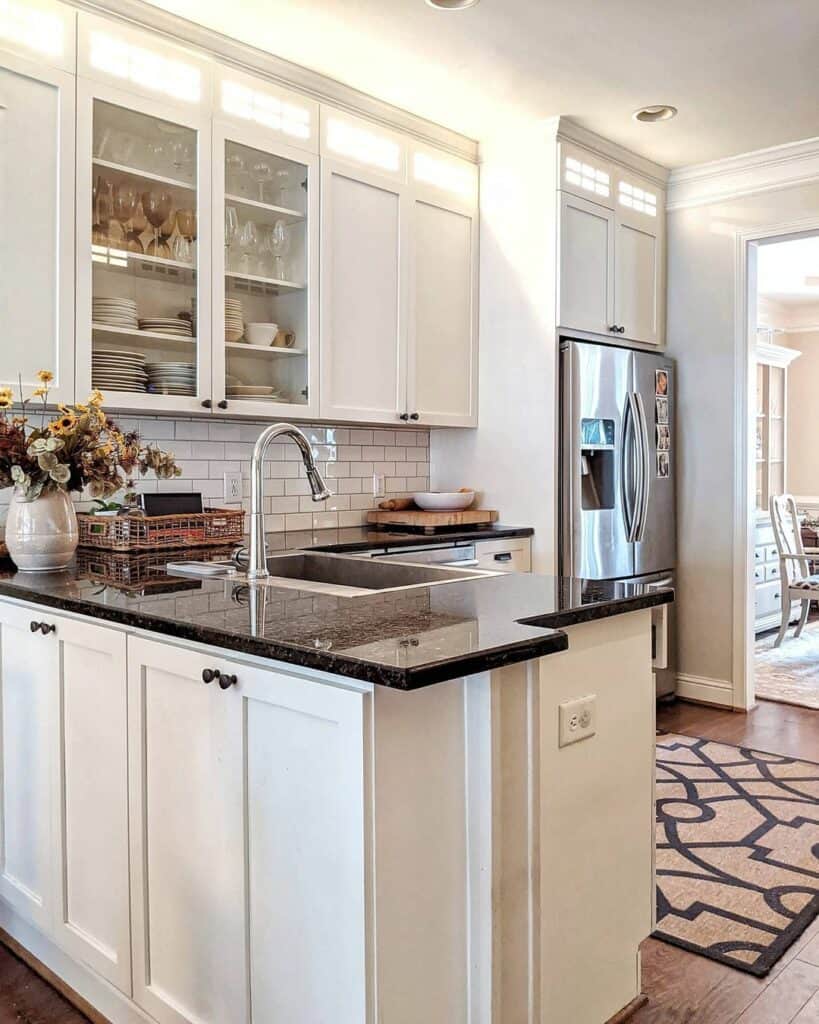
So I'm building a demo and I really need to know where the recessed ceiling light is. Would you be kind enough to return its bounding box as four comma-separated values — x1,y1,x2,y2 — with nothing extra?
633,104,678,123
425,0,480,9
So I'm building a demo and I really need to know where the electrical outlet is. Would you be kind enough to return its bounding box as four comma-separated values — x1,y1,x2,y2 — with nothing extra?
373,474,385,498
558,695,597,747
224,471,243,503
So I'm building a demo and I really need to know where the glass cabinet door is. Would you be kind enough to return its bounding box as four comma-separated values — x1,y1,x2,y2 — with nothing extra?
77,82,211,412
212,124,318,418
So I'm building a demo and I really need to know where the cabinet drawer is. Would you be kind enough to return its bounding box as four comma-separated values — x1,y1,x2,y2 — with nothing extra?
765,563,781,581
754,546,766,564
765,545,779,563
475,537,532,574
753,566,764,584
755,580,783,618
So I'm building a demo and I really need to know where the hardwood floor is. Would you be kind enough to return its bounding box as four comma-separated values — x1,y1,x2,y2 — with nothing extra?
0,698,815,1024
632,698,819,1024
0,944,89,1024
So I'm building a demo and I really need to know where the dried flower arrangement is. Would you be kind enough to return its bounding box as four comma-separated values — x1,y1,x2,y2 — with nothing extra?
0,372,181,502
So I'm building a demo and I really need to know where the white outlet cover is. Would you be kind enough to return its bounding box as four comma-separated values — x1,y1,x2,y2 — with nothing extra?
558,694,597,748
224,471,243,502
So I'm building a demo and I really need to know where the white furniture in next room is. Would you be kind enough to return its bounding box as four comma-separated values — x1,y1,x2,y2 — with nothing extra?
769,493,819,647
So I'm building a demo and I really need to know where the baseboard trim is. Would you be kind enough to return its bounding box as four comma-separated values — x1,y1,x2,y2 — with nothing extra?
676,673,734,708
605,994,649,1023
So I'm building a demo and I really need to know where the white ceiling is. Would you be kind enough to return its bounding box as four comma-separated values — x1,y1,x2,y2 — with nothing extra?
143,0,819,169
758,237,819,306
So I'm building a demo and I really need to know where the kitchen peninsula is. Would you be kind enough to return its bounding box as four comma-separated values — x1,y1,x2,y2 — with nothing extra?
0,549,670,1024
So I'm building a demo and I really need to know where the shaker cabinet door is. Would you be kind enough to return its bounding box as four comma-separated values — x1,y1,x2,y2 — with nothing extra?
320,159,409,424
557,191,615,337
0,601,58,931
0,54,75,405
614,216,661,347
408,194,478,427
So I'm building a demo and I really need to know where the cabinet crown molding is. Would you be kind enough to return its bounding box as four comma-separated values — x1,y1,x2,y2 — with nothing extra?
667,134,819,211
65,0,479,163
544,114,670,190
756,340,802,367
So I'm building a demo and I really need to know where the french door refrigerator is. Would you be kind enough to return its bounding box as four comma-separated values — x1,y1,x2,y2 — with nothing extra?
559,339,676,697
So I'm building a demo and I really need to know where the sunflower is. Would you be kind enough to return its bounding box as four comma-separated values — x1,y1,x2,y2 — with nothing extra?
0,387,13,411
31,386,49,399
36,370,54,385
48,412,78,437
88,390,104,407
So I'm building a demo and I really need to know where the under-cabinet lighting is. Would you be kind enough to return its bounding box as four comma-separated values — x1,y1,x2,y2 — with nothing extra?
326,117,400,173
618,181,657,216
413,151,474,197
0,0,62,57
221,81,310,140
91,243,128,268
565,156,610,198
89,32,201,103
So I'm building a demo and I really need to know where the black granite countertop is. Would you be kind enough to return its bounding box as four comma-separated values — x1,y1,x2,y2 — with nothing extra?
0,534,671,690
270,523,535,553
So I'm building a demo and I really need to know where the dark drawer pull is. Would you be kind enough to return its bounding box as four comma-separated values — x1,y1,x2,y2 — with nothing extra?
202,668,220,684
218,673,238,690
30,621,55,635
494,552,513,562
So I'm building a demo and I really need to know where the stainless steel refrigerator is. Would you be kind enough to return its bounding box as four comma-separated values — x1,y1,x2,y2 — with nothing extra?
559,339,676,697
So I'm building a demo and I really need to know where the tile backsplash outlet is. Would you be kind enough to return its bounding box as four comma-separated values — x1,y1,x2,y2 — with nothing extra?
0,417,430,535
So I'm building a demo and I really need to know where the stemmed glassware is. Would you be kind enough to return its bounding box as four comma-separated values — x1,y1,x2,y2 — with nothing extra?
173,208,197,265
238,220,258,276
226,152,246,195
275,167,291,208
250,159,274,203
141,190,173,258
225,206,240,270
112,184,140,252
270,219,289,280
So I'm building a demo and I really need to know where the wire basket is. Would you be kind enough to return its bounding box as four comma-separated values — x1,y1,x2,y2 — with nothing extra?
76,545,238,592
77,508,245,552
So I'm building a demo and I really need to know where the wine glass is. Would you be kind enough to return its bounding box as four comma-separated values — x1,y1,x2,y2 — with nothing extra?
226,152,246,195
141,190,173,258
169,140,193,176
275,167,291,207
270,219,289,280
95,178,114,230
238,220,258,276
175,208,197,266
113,184,137,231
250,159,274,203
225,206,240,269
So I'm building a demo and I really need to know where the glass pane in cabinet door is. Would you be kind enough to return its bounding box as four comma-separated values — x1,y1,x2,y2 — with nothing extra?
91,100,199,400
769,367,785,418
223,140,309,408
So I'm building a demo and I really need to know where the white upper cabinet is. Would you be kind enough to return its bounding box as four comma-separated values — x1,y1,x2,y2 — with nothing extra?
408,145,478,426
0,0,75,73
557,141,665,347
557,191,615,338
214,65,317,154
0,51,75,404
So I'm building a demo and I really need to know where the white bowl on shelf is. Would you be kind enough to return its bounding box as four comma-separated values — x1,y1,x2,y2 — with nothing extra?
413,491,475,511
244,322,279,347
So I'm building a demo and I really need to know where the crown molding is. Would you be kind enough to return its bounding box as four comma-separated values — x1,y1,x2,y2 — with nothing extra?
755,340,801,367
65,0,479,162
667,135,819,211
542,115,669,189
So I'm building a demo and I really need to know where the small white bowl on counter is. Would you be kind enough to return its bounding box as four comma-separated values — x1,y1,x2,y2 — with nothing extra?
412,491,475,511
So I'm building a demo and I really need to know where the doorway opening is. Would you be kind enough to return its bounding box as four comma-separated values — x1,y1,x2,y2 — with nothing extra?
745,231,819,711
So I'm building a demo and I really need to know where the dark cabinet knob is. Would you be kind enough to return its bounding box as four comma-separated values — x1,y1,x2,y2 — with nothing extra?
608,325,618,332
30,621,40,633
202,668,220,684
218,673,238,690
617,325,626,334
30,621,55,635
410,413,420,421
399,413,409,421
201,399,212,409
217,400,229,410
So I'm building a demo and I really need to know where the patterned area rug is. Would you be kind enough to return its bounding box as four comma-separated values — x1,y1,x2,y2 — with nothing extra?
654,734,819,976
755,620,819,710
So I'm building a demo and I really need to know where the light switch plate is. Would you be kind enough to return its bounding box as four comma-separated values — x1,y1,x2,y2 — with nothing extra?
558,694,597,747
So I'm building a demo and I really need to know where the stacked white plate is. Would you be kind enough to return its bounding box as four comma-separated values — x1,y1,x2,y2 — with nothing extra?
92,297,138,329
226,384,284,402
146,362,197,396
138,317,193,338
92,349,147,392
225,298,243,341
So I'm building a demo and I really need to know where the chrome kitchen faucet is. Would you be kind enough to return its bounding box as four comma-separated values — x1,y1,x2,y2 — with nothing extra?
247,423,330,581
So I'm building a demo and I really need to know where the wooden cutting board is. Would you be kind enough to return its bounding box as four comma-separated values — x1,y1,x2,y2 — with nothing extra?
367,508,498,533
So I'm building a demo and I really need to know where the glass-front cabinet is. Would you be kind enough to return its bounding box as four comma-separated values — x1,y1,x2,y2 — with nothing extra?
76,80,211,412
755,334,800,513
211,124,318,418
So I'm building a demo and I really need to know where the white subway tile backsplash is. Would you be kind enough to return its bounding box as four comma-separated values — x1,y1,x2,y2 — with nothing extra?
0,414,429,532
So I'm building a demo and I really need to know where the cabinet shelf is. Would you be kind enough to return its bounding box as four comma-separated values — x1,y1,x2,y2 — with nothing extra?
224,192,304,225
225,342,305,359
93,157,195,194
92,248,196,284
92,324,196,349
225,271,305,295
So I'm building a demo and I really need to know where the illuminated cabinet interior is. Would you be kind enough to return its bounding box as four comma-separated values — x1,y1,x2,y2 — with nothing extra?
0,0,479,427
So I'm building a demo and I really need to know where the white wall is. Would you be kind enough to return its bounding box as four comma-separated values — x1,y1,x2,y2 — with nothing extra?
667,180,819,702
430,124,558,573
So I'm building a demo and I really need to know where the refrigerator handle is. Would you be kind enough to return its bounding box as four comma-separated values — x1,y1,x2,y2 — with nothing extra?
634,391,652,542
621,393,638,543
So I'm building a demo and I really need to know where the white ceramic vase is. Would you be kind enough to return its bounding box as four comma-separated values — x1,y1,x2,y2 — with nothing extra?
6,487,79,571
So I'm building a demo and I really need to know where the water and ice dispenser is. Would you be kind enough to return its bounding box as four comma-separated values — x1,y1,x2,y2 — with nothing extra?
580,418,615,511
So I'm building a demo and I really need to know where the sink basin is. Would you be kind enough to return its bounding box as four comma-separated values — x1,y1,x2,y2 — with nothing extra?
248,551,492,597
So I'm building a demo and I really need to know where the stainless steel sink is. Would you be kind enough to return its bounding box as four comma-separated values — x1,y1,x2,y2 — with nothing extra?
244,551,494,597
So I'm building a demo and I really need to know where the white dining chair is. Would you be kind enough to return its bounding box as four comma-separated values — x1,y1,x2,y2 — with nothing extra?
769,494,819,647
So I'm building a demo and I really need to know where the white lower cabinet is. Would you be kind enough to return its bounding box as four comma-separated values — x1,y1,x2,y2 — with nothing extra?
0,602,131,992
127,635,367,1024
474,536,532,574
